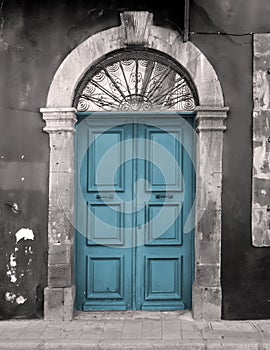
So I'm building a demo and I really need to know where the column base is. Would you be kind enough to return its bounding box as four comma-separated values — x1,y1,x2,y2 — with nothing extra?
44,284,76,321
192,283,222,321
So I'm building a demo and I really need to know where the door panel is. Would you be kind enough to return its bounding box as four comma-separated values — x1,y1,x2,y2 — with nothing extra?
87,202,124,246
146,203,183,245
87,127,124,192
75,116,195,311
76,121,133,310
135,121,194,310
146,128,182,191
145,257,183,300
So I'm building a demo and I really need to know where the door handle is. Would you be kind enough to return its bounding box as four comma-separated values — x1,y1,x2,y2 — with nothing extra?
155,194,173,199
96,194,114,199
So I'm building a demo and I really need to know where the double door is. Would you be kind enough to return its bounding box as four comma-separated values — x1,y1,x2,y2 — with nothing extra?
75,116,194,311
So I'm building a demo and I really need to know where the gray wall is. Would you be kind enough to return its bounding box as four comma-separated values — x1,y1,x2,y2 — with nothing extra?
0,0,269,319
191,0,270,320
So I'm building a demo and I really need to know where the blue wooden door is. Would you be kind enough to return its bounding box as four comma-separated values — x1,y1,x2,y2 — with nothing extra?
75,116,195,311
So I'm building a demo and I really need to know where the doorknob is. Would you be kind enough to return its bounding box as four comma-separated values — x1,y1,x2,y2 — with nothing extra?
155,194,173,199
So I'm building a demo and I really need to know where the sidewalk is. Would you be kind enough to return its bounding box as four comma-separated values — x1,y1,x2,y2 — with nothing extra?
0,311,269,349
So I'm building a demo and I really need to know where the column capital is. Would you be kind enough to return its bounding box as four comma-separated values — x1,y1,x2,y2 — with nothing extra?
40,107,77,134
195,106,229,132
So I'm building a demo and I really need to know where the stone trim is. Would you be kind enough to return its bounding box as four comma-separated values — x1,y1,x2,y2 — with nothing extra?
120,11,154,45
45,11,224,108
252,34,270,247
41,108,77,321
41,11,228,321
192,107,228,320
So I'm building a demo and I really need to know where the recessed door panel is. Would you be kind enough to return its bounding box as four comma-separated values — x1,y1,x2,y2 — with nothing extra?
86,256,124,299
87,128,124,192
146,128,182,192
146,203,183,245
145,257,183,300
87,202,124,246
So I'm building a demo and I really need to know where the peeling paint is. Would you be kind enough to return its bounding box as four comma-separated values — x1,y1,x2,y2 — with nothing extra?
9,253,16,267
253,142,270,179
24,246,33,254
254,70,270,109
5,292,16,302
16,296,27,304
15,228,34,243
5,293,27,304
6,253,17,283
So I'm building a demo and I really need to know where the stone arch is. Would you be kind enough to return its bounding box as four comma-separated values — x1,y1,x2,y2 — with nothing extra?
45,12,223,108
41,11,228,321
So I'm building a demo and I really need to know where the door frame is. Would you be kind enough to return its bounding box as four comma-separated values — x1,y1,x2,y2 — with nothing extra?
74,113,196,311
40,11,229,321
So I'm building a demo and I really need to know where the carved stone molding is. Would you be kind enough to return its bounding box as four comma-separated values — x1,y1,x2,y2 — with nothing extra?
41,108,77,133
120,11,153,46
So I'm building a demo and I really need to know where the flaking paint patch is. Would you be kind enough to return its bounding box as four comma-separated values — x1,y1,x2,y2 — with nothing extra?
5,292,16,302
253,142,270,179
6,253,17,283
15,228,34,243
254,70,270,109
16,296,27,304
5,293,27,304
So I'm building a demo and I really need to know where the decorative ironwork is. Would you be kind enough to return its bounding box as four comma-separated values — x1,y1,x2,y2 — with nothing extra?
74,49,197,112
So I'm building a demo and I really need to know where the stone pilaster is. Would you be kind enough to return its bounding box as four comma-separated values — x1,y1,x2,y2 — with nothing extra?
192,106,228,321
40,107,77,321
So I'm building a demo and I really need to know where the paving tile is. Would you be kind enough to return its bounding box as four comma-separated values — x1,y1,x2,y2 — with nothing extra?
153,342,206,350
256,322,270,333
181,330,203,339
40,326,64,339
122,320,142,339
103,320,124,332
99,344,152,350
0,327,26,339
207,339,259,349
18,322,48,339
211,321,255,332
141,319,162,339
0,341,44,349
202,330,263,341
161,319,181,340
101,331,122,340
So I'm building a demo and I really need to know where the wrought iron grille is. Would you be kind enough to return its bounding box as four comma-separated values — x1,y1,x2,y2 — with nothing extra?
74,49,197,112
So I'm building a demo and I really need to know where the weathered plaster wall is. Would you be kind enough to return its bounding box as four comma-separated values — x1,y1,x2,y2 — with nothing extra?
0,0,270,319
0,0,185,320
191,0,270,320
252,34,270,247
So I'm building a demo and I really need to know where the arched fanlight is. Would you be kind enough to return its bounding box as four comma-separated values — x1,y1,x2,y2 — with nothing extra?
74,48,198,112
